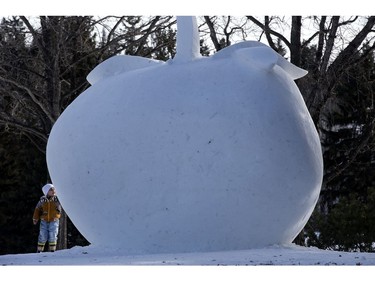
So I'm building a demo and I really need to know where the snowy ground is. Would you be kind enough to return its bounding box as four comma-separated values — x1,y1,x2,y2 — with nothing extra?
2,243,375,266
1,243,375,280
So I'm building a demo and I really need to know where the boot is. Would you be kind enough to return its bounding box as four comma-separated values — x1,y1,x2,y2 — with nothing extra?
37,243,45,253
49,242,57,252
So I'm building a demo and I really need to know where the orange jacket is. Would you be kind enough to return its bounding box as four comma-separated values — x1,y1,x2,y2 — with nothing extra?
33,196,61,222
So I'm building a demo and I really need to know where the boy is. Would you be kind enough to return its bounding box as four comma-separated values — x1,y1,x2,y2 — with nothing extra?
33,183,61,252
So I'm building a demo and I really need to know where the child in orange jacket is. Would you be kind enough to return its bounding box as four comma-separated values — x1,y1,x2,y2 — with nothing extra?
33,184,61,252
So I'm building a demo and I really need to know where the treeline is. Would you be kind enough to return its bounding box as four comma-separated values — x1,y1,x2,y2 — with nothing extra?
0,16,374,254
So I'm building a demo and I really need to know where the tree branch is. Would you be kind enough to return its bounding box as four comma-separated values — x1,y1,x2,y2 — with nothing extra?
320,16,340,73
327,16,375,87
0,74,55,123
20,16,47,55
223,16,232,46
0,117,47,143
315,16,327,66
134,16,161,56
204,16,222,52
247,16,291,49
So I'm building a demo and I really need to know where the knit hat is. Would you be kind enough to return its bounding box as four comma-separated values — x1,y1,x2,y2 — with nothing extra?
42,183,54,196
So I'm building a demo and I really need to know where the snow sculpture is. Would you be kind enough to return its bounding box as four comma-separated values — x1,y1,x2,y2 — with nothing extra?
47,16,323,254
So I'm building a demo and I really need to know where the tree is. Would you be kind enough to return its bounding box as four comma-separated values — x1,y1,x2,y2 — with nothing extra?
93,16,175,61
0,15,178,254
0,130,48,254
201,15,375,180
305,45,375,251
200,16,375,249
0,16,98,251
0,16,179,147
0,16,97,152
269,17,374,248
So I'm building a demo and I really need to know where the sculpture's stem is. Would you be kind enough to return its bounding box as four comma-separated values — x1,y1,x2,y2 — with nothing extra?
174,16,202,62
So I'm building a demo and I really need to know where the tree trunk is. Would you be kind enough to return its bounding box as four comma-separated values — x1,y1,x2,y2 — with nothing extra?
204,16,223,52
57,209,67,250
290,16,302,67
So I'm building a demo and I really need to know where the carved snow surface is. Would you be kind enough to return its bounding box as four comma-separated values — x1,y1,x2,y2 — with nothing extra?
47,16,323,255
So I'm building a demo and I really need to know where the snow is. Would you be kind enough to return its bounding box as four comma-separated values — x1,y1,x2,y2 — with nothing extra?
1,244,375,281
173,16,202,62
1,243,375,266
45,16,323,255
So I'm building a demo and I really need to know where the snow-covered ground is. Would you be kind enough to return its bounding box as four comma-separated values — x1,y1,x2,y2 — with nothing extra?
2,243,375,266
1,243,375,280
0,244,375,269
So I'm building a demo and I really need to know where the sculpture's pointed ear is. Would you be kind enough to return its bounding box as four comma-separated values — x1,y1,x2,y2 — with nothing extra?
276,54,308,79
235,46,308,79
87,55,164,85
235,46,278,72
215,40,308,80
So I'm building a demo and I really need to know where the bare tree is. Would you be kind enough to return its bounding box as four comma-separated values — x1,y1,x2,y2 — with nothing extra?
200,16,375,122
0,16,93,153
244,16,375,122
202,16,249,52
0,16,176,153
199,16,375,245
0,15,177,250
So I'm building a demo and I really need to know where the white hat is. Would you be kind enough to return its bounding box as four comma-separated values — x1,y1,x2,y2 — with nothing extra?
42,183,54,196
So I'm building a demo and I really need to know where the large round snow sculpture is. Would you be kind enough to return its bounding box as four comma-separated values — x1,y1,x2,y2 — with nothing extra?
47,16,323,254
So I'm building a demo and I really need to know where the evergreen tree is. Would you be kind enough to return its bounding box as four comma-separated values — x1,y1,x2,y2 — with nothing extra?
0,131,47,254
0,16,178,254
0,16,96,253
148,27,176,61
274,38,287,57
305,45,375,252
